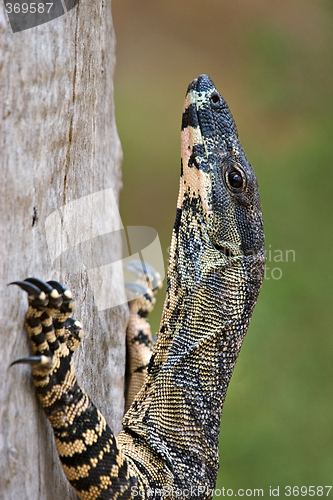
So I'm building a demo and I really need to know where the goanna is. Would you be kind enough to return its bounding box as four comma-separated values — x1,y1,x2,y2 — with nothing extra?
11,75,265,500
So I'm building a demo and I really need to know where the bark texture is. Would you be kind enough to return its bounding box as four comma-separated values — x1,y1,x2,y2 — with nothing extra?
0,2,127,499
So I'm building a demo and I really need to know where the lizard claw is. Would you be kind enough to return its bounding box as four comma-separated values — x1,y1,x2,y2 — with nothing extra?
47,280,72,298
124,260,162,291
24,278,55,294
10,277,80,373
124,260,148,276
8,280,46,298
10,355,52,367
125,281,151,300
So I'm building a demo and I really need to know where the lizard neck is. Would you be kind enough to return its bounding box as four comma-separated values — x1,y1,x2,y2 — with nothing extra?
134,184,264,492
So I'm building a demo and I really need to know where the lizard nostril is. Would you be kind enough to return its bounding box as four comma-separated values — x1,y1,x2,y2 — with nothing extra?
211,92,220,104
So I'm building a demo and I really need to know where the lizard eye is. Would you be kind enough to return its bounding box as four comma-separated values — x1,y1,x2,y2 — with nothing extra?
226,167,246,192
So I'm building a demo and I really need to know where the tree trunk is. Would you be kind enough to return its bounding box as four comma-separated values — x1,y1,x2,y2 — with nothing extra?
0,2,127,499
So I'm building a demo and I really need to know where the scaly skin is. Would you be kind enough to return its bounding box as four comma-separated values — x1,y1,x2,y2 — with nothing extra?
12,75,265,500
124,262,162,412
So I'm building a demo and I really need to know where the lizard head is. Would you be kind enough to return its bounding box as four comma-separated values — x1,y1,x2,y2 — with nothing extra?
179,74,264,262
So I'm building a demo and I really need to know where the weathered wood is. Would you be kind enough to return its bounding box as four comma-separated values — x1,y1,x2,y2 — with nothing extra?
0,2,127,499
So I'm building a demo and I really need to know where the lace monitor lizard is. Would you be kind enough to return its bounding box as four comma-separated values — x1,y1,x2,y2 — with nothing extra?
11,74,265,500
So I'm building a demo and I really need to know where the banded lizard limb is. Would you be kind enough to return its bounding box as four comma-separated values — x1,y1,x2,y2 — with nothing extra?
11,74,265,500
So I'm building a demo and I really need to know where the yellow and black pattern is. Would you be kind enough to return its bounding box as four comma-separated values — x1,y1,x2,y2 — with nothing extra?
11,278,136,500
124,261,162,411
12,75,265,500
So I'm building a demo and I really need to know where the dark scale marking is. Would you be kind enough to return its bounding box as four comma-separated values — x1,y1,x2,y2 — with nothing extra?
173,208,182,235
137,309,148,319
188,152,199,169
147,352,156,368
181,103,199,130
54,319,66,330
132,330,152,347
26,316,41,328
71,457,129,494
58,431,117,470
38,377,80,412
32,332,48,346
134,365,148,373
42,324,55,334
123,426,143,445
188,144,210,174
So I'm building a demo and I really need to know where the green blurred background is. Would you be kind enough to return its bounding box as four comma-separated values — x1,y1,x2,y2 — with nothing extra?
113,0,333,495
